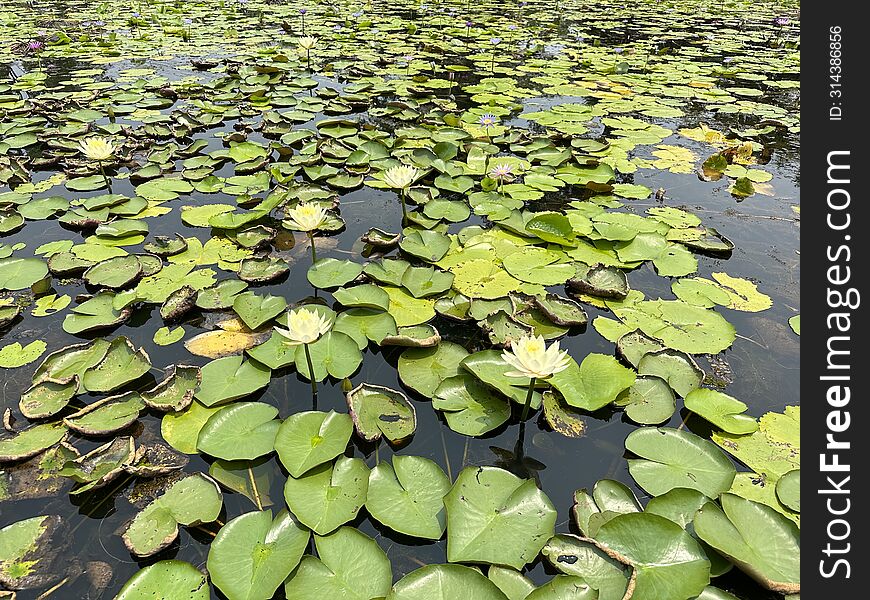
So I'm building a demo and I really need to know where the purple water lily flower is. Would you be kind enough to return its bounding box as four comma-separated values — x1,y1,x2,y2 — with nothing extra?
300,9,307,15
466,21,473,28
478,113,498,127
28,40,44,52
773,16,790,26
490,37,501,45
489,163,514,179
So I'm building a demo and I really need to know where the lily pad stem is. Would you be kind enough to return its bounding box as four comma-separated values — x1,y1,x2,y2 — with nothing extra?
307,230,317,264
521,377,536,421
399,189,408,220
304,342,317,397
99,161,111,191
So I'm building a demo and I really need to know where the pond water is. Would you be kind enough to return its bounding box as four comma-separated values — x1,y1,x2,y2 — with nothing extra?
1,1,799,599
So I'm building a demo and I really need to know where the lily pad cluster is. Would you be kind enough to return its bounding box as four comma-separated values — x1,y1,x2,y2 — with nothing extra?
1,0,799,597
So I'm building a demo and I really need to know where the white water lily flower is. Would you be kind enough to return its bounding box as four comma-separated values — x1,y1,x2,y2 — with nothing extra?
297,36,318,50
383,165,419,190
502,334,571,379
78,137,115,162
274,307,332,345
285,202,327,232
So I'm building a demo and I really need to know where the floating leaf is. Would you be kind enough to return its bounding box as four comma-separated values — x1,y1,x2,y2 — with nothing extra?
0,515,66,590
695,494,800,594
64,391,144,435
81,337,151,393
625,427,736,497
123,474,222,557
445,466,556,569
197,402,280,460
614,375,675,425
366,456,450,540
283,457,369,536
142,365,200,412
284,527,392,600
684,389,758,434
346,383,416,444
398,342,469,397
433,374,511,436
275,411,353,477
208,510,310,600
116,560,209,600
388,564,508,600
0,340,46,368
549,354,636,411
195,355,271,407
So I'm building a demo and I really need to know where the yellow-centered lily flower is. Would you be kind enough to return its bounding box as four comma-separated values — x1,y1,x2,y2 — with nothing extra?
502,334,571,379
383,165,419,190
78,137,115,162
274,307,332,345
285,202,327,232
297,36,318,50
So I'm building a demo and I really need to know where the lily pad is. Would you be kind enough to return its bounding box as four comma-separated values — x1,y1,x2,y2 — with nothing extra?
625,427,736,497
81,337,151,393
197,402,280,460
398,342,469,397
445,466,556,569
142,365,201,412
432,374,511,436
684,388,758,434
283,457,370,536
366,456,451,540
275,411,354,477
116,561,209,600
208,510,310,600
346,383,416,444
388,564,508,600
195,355,271,407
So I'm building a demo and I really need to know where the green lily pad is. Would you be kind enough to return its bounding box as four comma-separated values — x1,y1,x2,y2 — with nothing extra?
308,258,363,289
275,411,354,477
123,474,222,557
614,375,676,425
116,561,209,600
142,365,200,412
637,349,704,398
684,388,758,434
81,337,151,393
398,342,469,398
445,466,556,569
208,510,310,600
549,354,636,412
284,527,391,600
0,422,68,462
233,291,287,330
461,350,542,409
433,374,511,436
625,427,736,498
195,355,271,407
197,402,280,460
775,470,800,512
283,457,369,536
64,391,144,435
388,564,508,600
0,257,48,291
366,456,451,540
0,515,66,590
695,494,800,594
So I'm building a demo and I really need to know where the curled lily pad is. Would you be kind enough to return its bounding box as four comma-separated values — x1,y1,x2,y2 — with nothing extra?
143,234,188,257
361,227,400,248
142,365,201,412
160,285,198,321
59,436,136,494
283,457,369,536
775,470,800,512
0,422,68,462
32,339,110,385
615,329,664,368
346,383,416,444
81,337,152,393
64,391,145,436
19,377,79,419
534,294,587,327
445,466,557,569
541,391,587,438
381,324,441,347
123,474,223,557
62,291,133,335
83,255,143,289
124,442,190,477
567,264,629,299
238,256,290,283
366,456,450,540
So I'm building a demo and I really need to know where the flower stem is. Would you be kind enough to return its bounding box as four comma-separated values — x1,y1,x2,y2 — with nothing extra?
308,231,317,264
521,377,536,421
98,161,111,191
399,190,408,220
304,343,317,397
